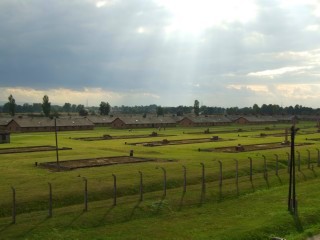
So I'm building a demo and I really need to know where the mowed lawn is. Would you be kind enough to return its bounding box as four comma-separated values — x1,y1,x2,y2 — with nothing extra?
1,122,320,239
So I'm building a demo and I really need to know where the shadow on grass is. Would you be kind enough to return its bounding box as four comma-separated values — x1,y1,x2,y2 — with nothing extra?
276,175,282,184
66,211,84,227
299,171,307,181
17,217,48,239
155,195,166,214
0,223,12,233
265,178,270,189
129,201,141,220
293,214,304,232
250,180,255,192
178,191,186,211
198,190,205,207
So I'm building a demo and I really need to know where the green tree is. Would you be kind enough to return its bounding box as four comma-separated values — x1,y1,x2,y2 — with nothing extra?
77,104,88,116
42,95,51,117
7,94,16,116
99,101,111,115
156,106,164,116
194,100,200,116
62,103,71,113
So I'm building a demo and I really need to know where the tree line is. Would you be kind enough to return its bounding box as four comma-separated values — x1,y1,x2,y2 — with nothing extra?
1,95,320,117
0,95,111,117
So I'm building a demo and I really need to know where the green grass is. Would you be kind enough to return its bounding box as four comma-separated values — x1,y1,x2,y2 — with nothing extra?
1,122,320,239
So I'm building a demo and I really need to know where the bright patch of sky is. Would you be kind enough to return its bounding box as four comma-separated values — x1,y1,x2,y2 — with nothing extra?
0,0,320,108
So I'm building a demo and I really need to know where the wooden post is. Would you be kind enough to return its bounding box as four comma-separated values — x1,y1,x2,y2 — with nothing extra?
274,154,279,176
248,157,253,182
218,160,222,198
139,171,143,201
296,151,300,171
288,125,299,214
11,186,16,224
83,177,88,211
262,155,268,181
306,149,311,169
234,159,239,195
286,152,290,173
317,148,320,167
54,118,60,171
182,165,187,193
200,163,205,194
48,182,52,217
112,174,117,206
161,167,167,197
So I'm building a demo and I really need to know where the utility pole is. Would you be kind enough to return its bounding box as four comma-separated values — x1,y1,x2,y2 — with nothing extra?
288,125,299,214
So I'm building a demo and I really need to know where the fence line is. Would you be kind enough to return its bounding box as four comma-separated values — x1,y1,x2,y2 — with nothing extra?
7,149,320,224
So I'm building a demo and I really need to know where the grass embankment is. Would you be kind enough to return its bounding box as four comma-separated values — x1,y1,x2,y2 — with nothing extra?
0,123,320,239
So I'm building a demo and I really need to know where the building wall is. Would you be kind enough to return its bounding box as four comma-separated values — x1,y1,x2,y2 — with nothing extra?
111,118,126,128
179,118,194,127
0,133,10,144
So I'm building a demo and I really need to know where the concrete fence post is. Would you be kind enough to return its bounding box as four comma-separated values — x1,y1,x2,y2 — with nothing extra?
248,157,253,182
11,186,16,224
274,154,279,176
218,160,222,198
286,152,290,173
139,171,143,201
234,159,239,195
112,174,117,206
182,165,187,193
200,163,205,194
262,155,268,181
83,177,88,211
296,151,300,171
307,149,311,169
48,182,52,217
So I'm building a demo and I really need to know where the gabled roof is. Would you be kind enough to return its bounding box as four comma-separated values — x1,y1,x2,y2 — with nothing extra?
114,116,176,125
181,116,232,123
9,116,94,127
86,115,116,124
0,117,12,126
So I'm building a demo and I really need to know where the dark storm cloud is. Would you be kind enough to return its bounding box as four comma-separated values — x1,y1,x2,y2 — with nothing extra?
0,0,320,107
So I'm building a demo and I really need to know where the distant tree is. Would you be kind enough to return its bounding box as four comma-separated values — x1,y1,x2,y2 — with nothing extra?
42,95,51,117
7,94,16,116
252,104,260,115
176,105,184,116
99,101,111,115
156,106,164,116
77,104,88,116
71,104,77,112
194,100,200,116
62,103,71,113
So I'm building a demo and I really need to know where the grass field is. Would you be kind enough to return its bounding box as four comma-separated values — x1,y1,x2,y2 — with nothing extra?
1,122,320,239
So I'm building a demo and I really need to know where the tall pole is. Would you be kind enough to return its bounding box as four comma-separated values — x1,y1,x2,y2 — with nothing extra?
234,159,239,195
218,160,222,198
274,154,279,176
288,125,299,214
48,182,52,217
182,165,187,193
306,149,310,169
248,157,253,182
200,163,205,194
139,171,143,201
286,152,290,174
262,155,267,181
83,177,88,211
112,174,117,206
54,118,60,171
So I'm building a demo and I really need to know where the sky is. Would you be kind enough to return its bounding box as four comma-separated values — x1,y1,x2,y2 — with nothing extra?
0,0,320,108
